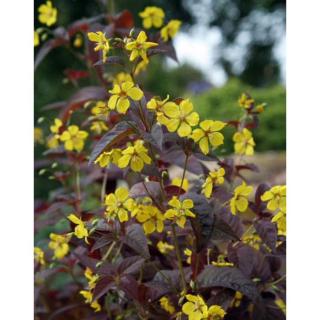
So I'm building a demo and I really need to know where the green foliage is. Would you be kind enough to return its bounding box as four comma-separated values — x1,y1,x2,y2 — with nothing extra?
192,79,286,153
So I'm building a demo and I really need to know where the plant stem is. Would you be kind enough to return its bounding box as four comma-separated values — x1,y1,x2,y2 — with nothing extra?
75,164,81,213
171,224,187,292
100,169,108,204
178,153,189,197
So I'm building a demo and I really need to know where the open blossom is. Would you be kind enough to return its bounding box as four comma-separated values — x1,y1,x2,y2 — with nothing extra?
147,95,178,124
261,185,286,212
87,31,110,62
50,118,62,134
94,149,122,168
34,247,45,266
34,31,40,47
161,20,182,42
172,177,189,191
139,6,165,29
162,99,199,137
60,125,88,152
202,168,225,198
272,210,286,236
79,290,101,312
125,31,158,63
91,101,110,117
48,233,70,260
164,197,195,228
108,81,143,114
184,248,192,264
84,268,99,290
118,140,152,172
160,296,175,315
105,187,135,222
233,128,255,155
113,72,133,86
230,182,253,215
38,1,58,26
238,93,254,109
67,214,89,243
90,120,108,134
191,120,226,154
157,241,174,254
134,204,165,234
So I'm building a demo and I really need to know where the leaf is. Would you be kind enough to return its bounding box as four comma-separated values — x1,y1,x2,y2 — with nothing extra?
129,181,161,199
93,275,114,300
254,220,277,250
122,224,150,258
117,256,145,275
89,122,135,164
151,123,164,150
197,265,259,301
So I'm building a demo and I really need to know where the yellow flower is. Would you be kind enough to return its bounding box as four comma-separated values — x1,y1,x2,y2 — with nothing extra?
135,205,165,234
206,305,226,320
162,99,199,137
202,168,225,198
67,214,89,243
38,1,58,26
191,120,226,154
233,128,255,156
73,34,83,48
125,31,158,63
34,31,40,47
91,100,110,117
108,81,143,114
146,95,177,125
161,20,182,42
184,248,192,264
139,6,165,29
34,127,44,144
113,72,133,86
60,125,88,152
172,177,189,191
230,182,253,215
48,233,70,260
105,187,135,222
242,233,262,250
118,140,152,172
90,121,108,134
232,291,243,308
94,149,122,168
211,255,234,267
79,290,101,312
160,296,175,315
34,247,45,266
272,210,286,236
164,197,196,228
50,118,63,134
275,298,286,315
261,185,286,212
182,294,208,320
157,241,174,254
87,31,110,62
238,93,254,109
84,268,99,290
47,135,60,149
134,59,149,75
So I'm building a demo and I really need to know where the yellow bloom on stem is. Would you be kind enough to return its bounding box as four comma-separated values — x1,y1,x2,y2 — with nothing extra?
94,149,122,168
50,118,63,134
191,120,226,154
162,99,199,137
34,127,44,144
79,290,101,312
232,291,243,308
113,72,133,86
125,31,158,63
67,214,89,243
182,294,208,320
164,197,196,228
108,81,143,114
135,205,165,234
84,268,99,290
261,185,286,212
73,34,83,48
105,187,135,222
211,255,234,267
184,248,192,264
238,93,254,109
172,177,189,191
272,210,286,236
242,233,262,250
48,233,70,260
206,305,226,320
38,1,58,27
230,182,253,215
47,135,60,149
34,31,40,47
233,128,255,156
160,296,175,315
60,125,88,152
202,168,225,198
90,121,108,134
118,140,152,172
139,6,165,29
87,31,110,62
147,95,177,125
161,20,182,42
34,247,45,266
91,101,110,117
157,241,174,254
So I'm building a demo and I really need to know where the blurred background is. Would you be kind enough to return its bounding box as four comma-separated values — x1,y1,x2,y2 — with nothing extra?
35,0,286,198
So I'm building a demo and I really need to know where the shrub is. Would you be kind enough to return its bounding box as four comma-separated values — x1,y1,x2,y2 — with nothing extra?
34,2,286,320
